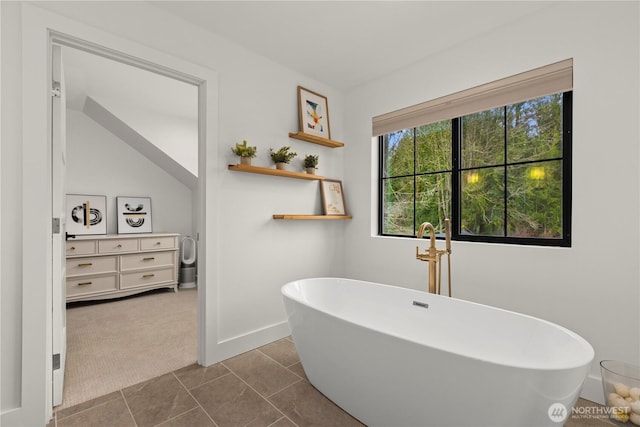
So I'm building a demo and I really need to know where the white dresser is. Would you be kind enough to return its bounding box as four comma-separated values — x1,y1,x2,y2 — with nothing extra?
65,233,179,302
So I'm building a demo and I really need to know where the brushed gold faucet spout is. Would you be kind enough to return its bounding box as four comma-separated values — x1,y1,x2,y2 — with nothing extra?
416,219,452,296
417,222,436,247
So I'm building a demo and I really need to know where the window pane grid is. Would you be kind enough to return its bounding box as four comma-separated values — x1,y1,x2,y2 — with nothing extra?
416,122,452,174
460,167,505,236
506,160,563,238
379,92,570,246
381,176,415,236
506,94,563,164
461,107,505,169
457,157,562,173
417,173,452,235
382,129,414,178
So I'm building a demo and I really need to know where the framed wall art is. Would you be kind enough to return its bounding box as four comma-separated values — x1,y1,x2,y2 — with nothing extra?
66,194,107,235
320,179,347,215
117,196,153,234
297,85,331,140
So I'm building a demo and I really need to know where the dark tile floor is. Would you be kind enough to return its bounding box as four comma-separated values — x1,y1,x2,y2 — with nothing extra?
51,337,363,427
50,336,614,427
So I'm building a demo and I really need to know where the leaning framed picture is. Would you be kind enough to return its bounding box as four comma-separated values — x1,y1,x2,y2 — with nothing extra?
66,194,107,235
320,179,347,215
117,196,152,234
297,85,331,140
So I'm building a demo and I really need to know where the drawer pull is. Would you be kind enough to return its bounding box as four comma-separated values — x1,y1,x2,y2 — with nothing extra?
78,281,92,286
116,244,123,248
154,242,161,245
77,262,93,267
142,274,155,279
69,246,76,251
143,257,155,261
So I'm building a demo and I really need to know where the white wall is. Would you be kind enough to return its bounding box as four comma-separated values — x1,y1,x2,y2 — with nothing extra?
66,109,194,238
1,0,23,415
0,1,2,417
1,2,346,423
343,1,640,404
90,96,199,177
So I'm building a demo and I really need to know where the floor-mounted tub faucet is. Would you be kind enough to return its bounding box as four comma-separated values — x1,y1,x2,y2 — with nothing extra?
416,219,452,296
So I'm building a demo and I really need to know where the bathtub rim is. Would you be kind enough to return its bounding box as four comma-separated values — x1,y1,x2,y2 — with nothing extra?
282,276,595,372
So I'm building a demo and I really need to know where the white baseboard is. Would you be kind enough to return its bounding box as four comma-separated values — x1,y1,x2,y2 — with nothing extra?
212,321,291,363
580,374,604,405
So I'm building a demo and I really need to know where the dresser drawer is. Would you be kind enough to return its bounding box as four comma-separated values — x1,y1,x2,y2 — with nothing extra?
120,251,175,271
66,240,96,256
66,256,117,277
67,275,117,297
120,267,175,289
98,238,138,254
140,236,176,251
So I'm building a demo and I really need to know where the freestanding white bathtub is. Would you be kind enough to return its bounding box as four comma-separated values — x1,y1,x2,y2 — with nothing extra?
281,277,594,427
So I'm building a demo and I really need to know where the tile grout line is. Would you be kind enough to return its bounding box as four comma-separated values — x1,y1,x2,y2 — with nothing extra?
220,356,305,396
256,347,304,380
245,349,307,398
54,394,126,424
266,378,304,400
152,407,214,427
175,365,235,391
119,389,140,427
260,359,305,399
171,370,221,427
220,363,300,427
264,377,365,427
55,389,124,419
266,416,289,427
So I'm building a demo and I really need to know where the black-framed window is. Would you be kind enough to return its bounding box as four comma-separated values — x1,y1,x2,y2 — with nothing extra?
379,92,572,247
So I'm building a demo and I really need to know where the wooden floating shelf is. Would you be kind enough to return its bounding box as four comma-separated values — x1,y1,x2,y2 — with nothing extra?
288,132,344,148
273,214,353,220
228,164,324,181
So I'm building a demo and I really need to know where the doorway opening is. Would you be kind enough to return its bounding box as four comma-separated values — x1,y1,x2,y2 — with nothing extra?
50,32,206,410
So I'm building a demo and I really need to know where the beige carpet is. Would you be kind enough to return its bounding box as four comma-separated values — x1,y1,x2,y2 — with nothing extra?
58,287,197,410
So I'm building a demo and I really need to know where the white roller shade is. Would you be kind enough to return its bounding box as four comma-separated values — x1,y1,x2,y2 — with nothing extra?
372,58,573,137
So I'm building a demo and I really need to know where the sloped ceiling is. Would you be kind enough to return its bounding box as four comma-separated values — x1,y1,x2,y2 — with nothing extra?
83,96,198,189
62,45,197,120
62,46,198,184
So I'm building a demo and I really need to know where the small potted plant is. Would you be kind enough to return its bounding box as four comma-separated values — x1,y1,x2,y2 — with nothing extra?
231,140,257,165
303,154,319,174
270,146,297,170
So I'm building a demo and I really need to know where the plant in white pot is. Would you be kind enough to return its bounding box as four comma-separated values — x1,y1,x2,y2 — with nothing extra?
231,140,257,165
303,154,319,174
270,146,297,170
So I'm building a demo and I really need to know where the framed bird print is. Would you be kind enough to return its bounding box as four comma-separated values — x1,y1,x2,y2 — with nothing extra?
117,196,152,234
297,86,331,140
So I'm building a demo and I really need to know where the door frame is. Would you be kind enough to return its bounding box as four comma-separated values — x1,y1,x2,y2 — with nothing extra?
20,5,220,424
49,29,210,392
50,29,209,395
51,43,67,408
